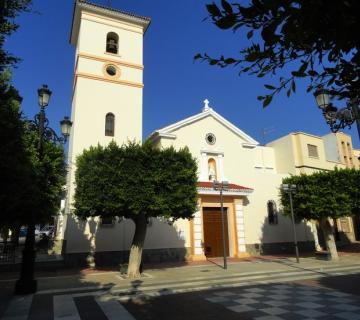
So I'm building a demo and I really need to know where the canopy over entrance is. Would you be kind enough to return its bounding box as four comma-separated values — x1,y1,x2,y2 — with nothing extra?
197,181,253,196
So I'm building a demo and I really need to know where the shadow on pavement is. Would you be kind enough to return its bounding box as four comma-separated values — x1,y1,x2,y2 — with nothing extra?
122,286,252,320
317,273,360,296
0,268,116,319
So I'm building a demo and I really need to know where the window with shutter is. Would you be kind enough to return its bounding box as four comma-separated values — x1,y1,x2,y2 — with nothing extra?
307,144,319,158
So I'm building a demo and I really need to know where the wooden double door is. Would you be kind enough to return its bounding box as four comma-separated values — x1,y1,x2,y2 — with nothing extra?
203,207,229,257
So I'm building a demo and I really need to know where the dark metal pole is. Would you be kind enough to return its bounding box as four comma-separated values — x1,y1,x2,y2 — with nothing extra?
289,191,300,263
15,107,45,294
37,107,45,155
220,187,227,270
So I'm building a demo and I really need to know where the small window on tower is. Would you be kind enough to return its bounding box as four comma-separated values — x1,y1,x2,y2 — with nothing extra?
106,32,119,54
105,113,115,136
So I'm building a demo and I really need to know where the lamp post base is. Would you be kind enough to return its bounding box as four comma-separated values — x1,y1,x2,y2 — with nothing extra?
15,279,37,295
15,248,37,295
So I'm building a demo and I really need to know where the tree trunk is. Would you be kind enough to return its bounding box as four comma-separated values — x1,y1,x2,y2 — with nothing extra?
11,222,20,246
127,213,147,279
311,221,322,251
1,227,9,245
319,217,339,260
15,221,37,294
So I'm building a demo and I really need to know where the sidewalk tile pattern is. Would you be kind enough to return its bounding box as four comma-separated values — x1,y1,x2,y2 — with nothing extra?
1,293,135,320
204,283,360,320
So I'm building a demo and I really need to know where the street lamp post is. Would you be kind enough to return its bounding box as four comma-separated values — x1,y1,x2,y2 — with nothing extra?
213,180,229,270
314,89,360,141
15,85,72,295
281,184,300,263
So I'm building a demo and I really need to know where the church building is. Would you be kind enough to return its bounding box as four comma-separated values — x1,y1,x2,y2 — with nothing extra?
57,1,358,266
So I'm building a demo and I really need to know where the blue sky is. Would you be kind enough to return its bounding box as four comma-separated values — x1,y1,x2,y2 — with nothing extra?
6,0,359,148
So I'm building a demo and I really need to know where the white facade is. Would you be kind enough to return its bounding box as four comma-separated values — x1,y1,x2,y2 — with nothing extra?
58,1,315,265
150,103,314,258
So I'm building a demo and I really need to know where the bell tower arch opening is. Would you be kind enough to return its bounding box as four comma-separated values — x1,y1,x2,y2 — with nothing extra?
106,32,119,54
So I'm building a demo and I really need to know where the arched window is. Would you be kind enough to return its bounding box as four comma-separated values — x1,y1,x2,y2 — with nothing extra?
208,158,217,181
106,32,119,54
105,113,115,136
267,200,278,225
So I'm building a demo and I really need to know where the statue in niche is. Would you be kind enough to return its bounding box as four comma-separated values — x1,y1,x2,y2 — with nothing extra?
208,158,217,181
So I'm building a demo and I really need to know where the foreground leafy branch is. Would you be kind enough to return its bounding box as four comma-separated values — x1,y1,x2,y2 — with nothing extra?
195,0,360,107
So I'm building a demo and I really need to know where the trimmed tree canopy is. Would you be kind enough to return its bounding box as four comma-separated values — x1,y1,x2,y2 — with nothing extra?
280,169,359,221
74,141,198,277
280,168,360,259
74,141,198,221
196,0,360,107
281,171,351,220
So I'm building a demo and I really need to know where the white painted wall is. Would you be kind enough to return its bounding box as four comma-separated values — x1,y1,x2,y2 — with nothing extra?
156,110,313,246
64,216,188,254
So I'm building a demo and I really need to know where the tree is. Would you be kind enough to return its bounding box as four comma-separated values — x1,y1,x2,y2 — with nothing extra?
0,71,30,229
0,0,33,220
0,0,32,71
1,70,66,294
0,71,66,231
74,141,198,278
195,0,360,107
22,125,66,224
14,110,66,294
0,0,64,294
280,169,360,260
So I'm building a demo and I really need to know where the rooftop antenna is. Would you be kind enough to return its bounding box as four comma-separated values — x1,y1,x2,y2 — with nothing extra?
107,0,112,7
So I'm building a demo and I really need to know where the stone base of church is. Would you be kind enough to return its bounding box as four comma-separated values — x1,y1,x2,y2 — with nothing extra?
235,252,251,258
246,241,315,256
62,241,315,268
64,247,191,268
187,254,207,261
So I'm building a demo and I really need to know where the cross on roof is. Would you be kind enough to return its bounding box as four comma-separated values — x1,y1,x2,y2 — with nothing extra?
203,99,211,112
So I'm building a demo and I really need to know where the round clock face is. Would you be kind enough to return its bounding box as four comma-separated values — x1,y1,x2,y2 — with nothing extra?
206,133,216,145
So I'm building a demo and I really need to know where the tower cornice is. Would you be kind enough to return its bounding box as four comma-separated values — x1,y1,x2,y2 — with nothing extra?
70,0,151,45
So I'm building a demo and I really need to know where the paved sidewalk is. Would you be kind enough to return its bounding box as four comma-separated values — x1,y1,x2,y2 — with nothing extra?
123,278,360,320
1,255,360,319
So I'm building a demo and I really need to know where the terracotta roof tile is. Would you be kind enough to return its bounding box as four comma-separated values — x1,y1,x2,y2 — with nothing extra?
79,0,151,22
197,181,253,191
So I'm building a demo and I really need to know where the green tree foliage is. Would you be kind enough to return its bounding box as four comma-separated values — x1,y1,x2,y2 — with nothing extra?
0,0,32,71
0,71,29,227
22,127,66,224
280,169,360,259
195,0,360,107
0,71,66,229
74,141,198,277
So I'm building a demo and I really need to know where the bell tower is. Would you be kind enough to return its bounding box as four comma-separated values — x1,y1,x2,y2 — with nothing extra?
58,1,150,245
68,0,150,157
